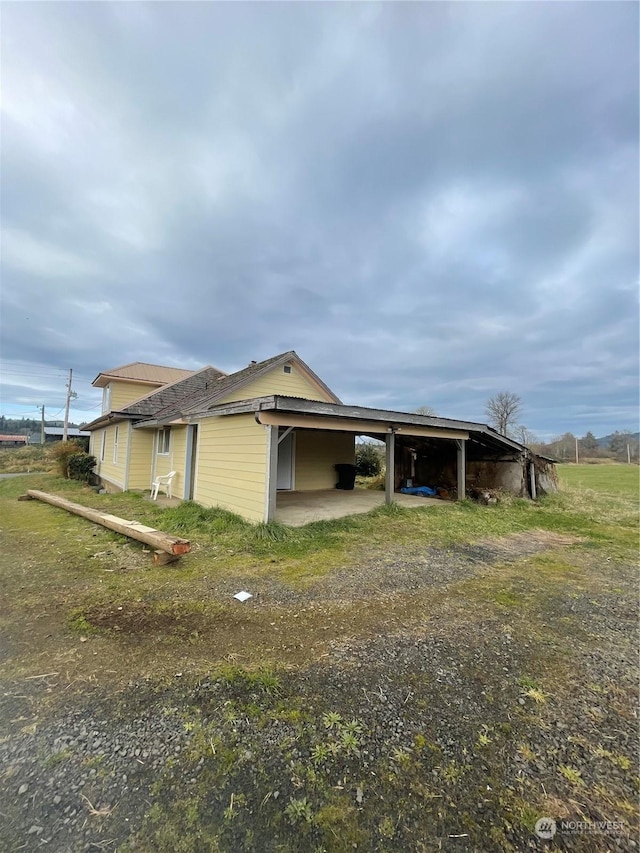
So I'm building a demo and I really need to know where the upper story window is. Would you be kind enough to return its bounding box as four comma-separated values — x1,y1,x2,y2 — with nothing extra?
157,427,170,455
283,365,292,374
102,384,111,414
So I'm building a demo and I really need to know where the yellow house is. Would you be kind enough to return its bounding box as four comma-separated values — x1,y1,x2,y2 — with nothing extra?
86,351,548,523
86,352,354,522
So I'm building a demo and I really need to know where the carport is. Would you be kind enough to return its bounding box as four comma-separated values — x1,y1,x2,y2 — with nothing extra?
193,395,548,524
251,396,474,522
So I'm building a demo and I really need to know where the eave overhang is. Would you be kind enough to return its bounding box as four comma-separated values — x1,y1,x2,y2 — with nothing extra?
183,395,529,452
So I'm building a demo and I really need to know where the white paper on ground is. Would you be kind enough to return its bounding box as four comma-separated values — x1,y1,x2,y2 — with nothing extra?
233,591,253,602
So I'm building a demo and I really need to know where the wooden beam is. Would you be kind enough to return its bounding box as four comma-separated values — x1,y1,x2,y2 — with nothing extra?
456,440,466,500
257,411,468,440
265,425,278,523
277,426,294,444
385,430,395,504
25,490,190,555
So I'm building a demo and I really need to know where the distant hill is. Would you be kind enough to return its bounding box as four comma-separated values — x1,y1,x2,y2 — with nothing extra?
596,432,639,448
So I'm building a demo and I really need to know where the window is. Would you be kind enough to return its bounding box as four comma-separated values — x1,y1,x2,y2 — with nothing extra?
100,431,106,462
157,427,170,455
113,426,119,464
102,384,111,414
283,365,292,374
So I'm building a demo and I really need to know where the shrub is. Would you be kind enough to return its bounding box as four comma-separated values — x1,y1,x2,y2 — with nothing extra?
355,442,382,477
50,441,86,478
67,452,96,482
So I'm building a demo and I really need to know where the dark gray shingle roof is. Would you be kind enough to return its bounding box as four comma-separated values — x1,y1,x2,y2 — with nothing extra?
119,366,226,417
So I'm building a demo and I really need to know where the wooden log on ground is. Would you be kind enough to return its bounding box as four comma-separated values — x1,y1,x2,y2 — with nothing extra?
17,494,35,501
25,490,190,556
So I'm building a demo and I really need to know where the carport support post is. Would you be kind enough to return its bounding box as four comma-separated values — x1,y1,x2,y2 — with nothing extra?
265,425,278,523
385,429,395,504
455,439,466,500
529,461,537,500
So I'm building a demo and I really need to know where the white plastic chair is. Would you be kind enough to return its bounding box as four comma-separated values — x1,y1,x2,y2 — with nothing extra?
151,471,176,500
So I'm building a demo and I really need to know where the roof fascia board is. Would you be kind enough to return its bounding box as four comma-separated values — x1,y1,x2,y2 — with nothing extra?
256,411,469,439
133,417,188,429
183,394,525,454
287,357,342,404
83,411,147,431
92,374,167,389
271,396,483,432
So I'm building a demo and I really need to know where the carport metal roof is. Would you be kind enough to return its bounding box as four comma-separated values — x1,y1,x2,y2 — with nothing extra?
185,394,526,454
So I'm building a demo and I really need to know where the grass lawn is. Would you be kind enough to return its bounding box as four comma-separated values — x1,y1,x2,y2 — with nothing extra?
0,467,637,852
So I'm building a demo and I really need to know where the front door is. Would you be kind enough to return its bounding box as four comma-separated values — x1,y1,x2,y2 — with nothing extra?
277,430,294,490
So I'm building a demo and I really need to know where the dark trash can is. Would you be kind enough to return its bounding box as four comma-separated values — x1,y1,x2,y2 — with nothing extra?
334,463,357,490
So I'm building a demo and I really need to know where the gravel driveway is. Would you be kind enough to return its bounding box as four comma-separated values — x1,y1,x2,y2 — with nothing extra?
0,534,637,852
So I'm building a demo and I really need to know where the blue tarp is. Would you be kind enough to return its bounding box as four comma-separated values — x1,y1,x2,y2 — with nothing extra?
400,485,437,497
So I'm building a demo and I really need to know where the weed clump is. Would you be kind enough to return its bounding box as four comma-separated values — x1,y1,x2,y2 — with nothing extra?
161,501,248,534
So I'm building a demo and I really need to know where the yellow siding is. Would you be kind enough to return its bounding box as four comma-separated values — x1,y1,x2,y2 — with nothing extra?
294,430,355,490
128,429,155,490
219,364,331,404
152,426,188,499
94,424,126,490
110,380,161,410
194,414,267,522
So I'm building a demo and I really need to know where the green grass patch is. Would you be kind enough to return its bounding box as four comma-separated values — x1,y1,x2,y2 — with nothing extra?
559,462,639,500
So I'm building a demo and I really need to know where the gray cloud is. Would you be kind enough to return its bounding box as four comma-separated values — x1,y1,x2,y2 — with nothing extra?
1,2,637,438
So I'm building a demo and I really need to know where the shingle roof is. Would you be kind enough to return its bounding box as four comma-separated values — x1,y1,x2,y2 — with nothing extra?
92,362,198,388
87,350,340,430
119,366,226,418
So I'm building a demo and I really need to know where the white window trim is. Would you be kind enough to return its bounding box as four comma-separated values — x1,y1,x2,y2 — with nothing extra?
113,426,119,464
100,431,106,462
102,384,111,414
157,427,170,455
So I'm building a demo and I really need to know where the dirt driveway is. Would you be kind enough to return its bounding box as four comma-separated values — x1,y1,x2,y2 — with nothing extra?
0,516,637,853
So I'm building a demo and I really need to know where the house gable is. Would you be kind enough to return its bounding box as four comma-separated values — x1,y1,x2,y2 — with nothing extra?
185,352,341,413
109,380,165,411
217,360,335,405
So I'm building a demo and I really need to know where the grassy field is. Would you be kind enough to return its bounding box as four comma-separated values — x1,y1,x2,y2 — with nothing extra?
558,462,639,499
0,444,52,473
0,466,637,852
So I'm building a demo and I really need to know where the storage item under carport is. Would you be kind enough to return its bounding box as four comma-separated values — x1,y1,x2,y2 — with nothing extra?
334,463,357,490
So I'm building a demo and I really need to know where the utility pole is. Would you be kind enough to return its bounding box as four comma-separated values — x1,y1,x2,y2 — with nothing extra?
41,405,45,445
575,436,579,465
627,443,631,465
63,369,77,442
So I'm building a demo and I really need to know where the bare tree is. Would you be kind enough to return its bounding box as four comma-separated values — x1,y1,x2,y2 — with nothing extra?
414,405,437,417
514,424,537,447
485,392,522,436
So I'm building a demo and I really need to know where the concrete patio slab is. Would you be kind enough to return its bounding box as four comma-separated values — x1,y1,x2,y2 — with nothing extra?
275,488,443,527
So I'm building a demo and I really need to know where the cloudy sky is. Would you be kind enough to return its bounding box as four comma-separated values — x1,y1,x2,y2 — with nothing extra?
1,2,638,439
